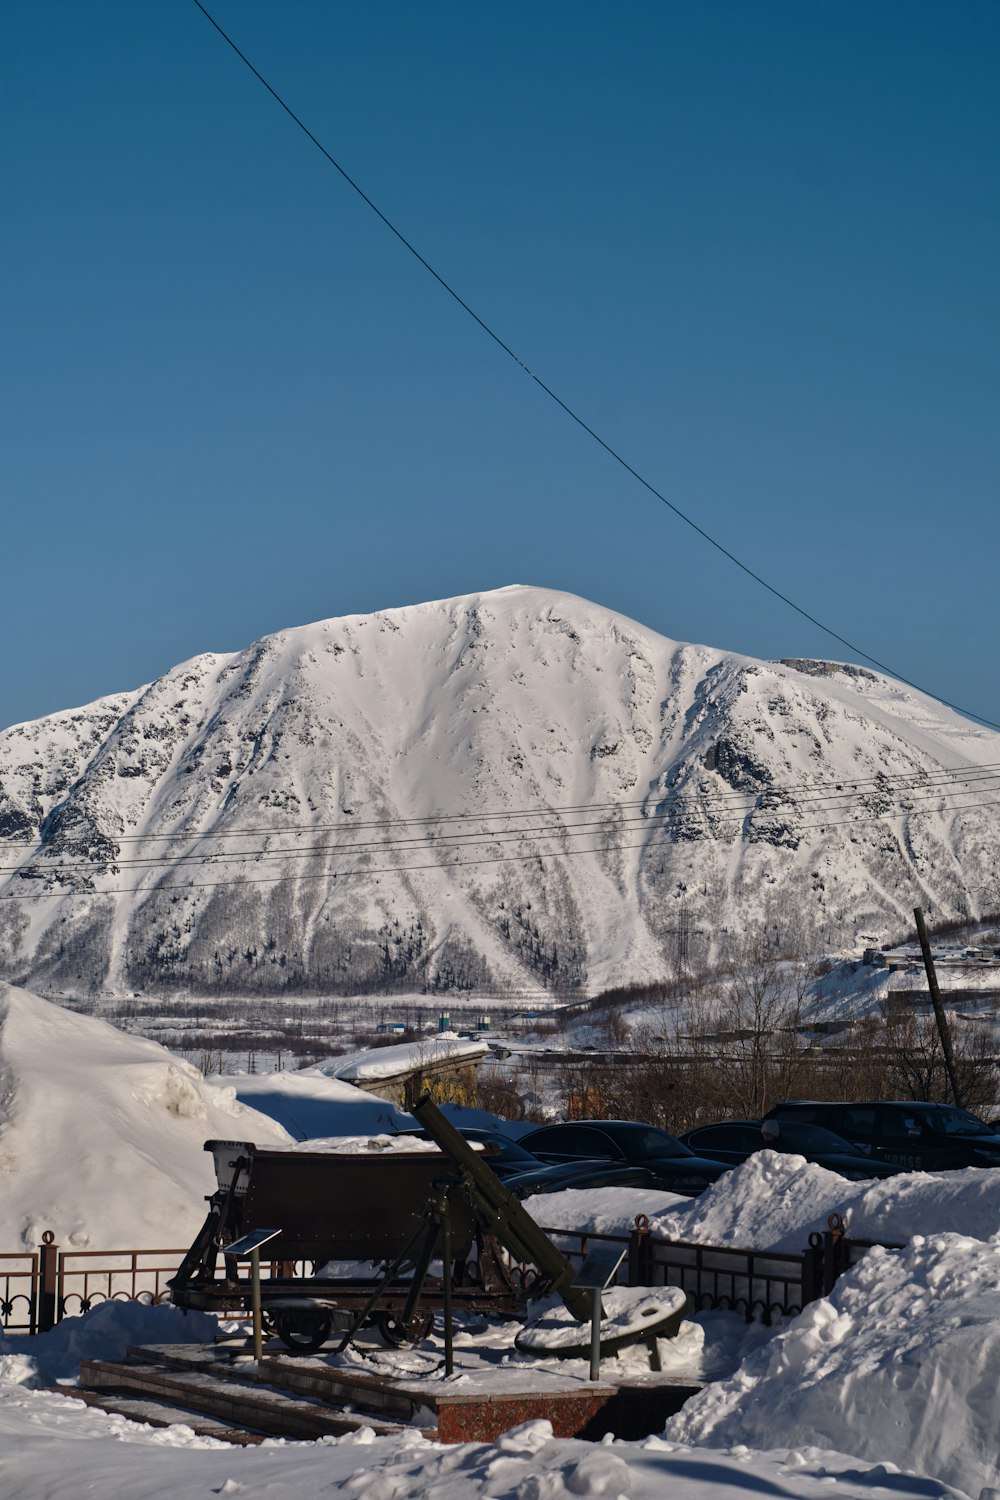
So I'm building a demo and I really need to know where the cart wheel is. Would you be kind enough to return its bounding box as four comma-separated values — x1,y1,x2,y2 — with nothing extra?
375,1310,434,1348
273,1310,334,1353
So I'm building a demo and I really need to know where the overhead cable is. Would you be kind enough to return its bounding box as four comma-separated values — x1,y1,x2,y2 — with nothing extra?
190,0,1000,732
10,759,1000,855
2,785,997,900
4,765,1000,877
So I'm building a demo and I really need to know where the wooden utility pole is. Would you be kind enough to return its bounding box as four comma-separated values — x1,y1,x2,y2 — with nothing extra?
913,906,964,1108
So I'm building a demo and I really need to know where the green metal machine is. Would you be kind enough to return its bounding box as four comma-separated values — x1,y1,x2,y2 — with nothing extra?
412,1093,593,1323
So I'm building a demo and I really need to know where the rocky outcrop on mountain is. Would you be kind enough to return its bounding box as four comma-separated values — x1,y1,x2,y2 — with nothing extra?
0,586,997,1000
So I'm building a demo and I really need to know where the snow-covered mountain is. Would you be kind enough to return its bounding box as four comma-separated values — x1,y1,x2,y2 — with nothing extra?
0,586,997,1000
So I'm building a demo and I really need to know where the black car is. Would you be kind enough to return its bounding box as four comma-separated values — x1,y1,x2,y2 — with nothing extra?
762,1100,1000,1172
396,1127,654,1198
681,1119,904,1181
518,1121,730,1195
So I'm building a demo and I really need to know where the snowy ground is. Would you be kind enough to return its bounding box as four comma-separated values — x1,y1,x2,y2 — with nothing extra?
1,1152,997,1496
0,1300,974,1500
209,1063,412,1140
3,984,1000,1497
526,1149,1000,1251
0,1393,970,1500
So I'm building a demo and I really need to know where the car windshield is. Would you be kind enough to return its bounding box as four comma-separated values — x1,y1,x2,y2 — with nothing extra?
776,1123,856,1154
924,1106,996,1138
599,1125,688,1159
472,1134,538,1163
691,1125,759,1151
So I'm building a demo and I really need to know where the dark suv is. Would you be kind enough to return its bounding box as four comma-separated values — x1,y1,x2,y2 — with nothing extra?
681,1119,904,1181
762,1100,1000,1172
518,1121,730,1195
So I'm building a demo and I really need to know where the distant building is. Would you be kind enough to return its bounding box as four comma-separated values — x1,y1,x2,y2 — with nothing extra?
319,1034,490,1111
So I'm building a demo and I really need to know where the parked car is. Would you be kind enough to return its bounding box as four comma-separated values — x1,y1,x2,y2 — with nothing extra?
518,1121,730,1195
397,1126,654,1198
761,1100,1000,1172
681,1119,904,1181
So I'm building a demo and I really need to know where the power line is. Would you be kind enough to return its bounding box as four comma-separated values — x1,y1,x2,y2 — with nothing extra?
190,0,1000,733
14,759,1000,854
7,764,1000,877
3,783,998,901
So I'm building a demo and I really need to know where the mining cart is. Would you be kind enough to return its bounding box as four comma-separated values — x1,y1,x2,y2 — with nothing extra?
167,1134,544,1350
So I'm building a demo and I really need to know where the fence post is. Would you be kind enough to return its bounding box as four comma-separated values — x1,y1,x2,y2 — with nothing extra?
628,1214,651,1286
37,1232,59,1332
802,1233,824,1306
822,1213,846,1297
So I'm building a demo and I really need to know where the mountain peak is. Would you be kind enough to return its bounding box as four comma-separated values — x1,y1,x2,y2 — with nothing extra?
1,588,996,1001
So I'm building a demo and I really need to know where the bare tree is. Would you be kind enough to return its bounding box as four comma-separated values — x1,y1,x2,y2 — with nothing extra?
880,1012,998,1113
695,931,813,1119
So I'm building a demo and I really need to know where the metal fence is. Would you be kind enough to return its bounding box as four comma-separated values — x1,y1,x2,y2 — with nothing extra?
57,1247,188,1321
540,1213,875,1323
0,1250,40,1334
0,1236,324,1335
1,1215,882,1336
540,1224,807,1322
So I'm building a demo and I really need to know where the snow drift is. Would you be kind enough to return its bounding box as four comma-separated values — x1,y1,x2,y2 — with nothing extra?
529,1150,1000,1250
667,1231,1000,1500
210,1065,412,1141
0,982,291,1250
0,1300,218,1389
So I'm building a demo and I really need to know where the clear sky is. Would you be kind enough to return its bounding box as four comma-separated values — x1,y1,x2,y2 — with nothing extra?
3,1,998,731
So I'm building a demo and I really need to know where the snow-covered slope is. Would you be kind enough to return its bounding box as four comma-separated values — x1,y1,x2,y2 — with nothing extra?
0,982,291,1249
668,1231,1000,1500
1,585,997,1000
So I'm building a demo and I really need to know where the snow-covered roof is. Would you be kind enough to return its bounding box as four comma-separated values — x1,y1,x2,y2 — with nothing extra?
316,1033,490,1083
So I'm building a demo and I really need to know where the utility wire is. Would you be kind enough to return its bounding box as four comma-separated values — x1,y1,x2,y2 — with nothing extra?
13,760,1000,851
190,0,1000,733
7,766,1000,877
3,785,998,900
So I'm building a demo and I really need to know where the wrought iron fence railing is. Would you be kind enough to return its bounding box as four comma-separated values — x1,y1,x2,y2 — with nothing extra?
539,1213,876,1323
0,1250,39,1334
0,1215,887,1336
56,1247,189,1320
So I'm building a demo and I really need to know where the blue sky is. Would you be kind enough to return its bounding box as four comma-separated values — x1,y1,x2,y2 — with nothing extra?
3,1,998,729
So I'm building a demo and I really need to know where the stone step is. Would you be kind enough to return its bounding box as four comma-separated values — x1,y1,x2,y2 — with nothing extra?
86,1343,705,1446
127,1343,261,1380
258,1354,422,1421
129,1343,430,1427
78,1360,419,1441
40,1385,266,1445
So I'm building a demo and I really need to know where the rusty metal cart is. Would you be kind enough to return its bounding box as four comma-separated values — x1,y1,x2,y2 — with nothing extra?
168,1135,537,1350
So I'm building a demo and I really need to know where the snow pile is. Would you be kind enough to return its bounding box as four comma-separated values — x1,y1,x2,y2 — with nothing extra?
668,1231,1000,1499
0,1400,971,1499
0,1300,218,1389
290,1133,480,1154
528,1152,1000,1252
848,1167,1000,1245
0,983,292,1250
529,1185,689,1237
214,1066,412,1140
650,1152,865,1250
222,1065,532,1143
